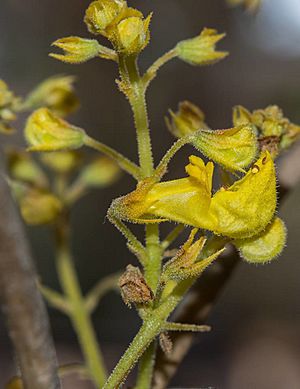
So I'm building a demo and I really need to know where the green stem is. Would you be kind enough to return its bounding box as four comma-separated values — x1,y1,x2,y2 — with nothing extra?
54,219,107,387
85,271,121,314
103,279,193,389
84,135,141,180
134,341,157,389
145,224,162,292
107,212,147,265
142,49,177,87
154,135,192,180
119,54,164,388
119,55,154,178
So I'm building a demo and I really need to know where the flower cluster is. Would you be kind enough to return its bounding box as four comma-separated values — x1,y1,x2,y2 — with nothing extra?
233,105,300,157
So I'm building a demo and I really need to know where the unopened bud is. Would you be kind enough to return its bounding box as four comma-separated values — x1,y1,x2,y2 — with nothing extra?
25,108,85,152
192,125,258,172
20,190,63,225
7,149,48,187
50,37,102,64
227,0,261,12
115,14,151,55
166,101,208,138
41,151,82,174
84,0,127,36
176,28,228,66
0,80,20,134
80,156,120,188
232,105,252,127
24,75,79,117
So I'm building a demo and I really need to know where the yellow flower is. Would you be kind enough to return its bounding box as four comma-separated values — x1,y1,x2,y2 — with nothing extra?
176,28,228,66
110,152,277,239
25,108,85,152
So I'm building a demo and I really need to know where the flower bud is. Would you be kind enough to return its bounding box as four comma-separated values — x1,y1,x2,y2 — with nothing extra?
166,101,209,138
41,151,82,174
25,108,85,152
24,76,79,117
234,217,286,264
20,190,63,225
84,0,127,36
79,156,120,188
0,80,20,134
176,28,228,66
252,106,287,138
280,123,300,150
7,149,48,188
227,0,261,12
192,125,258,172
232,105,253,127
50,37,102,64
115,14,151,55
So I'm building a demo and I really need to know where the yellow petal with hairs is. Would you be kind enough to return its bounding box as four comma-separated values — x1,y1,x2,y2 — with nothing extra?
234,217,286,263
210,151,276,238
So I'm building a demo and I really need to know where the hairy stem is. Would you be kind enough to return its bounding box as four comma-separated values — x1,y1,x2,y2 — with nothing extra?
85,271,121,314
134,342,157,389
103,280,192,389
143,49,177,87
54,218,107,387
84,135,141,180
118,54,161,388
120,54,154,178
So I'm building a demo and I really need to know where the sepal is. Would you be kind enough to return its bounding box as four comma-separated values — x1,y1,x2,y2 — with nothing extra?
191,125,258,172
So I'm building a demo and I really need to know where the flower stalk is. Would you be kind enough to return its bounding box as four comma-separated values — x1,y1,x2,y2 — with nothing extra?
54,216,107,387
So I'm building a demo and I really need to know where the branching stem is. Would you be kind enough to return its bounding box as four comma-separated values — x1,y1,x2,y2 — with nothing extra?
84,135,141,180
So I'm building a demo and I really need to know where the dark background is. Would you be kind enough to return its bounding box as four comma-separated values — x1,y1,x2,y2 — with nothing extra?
1,0,300,387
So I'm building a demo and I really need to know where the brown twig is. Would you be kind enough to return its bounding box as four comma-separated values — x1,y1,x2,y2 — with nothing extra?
153,148,300,389
0,167,61,389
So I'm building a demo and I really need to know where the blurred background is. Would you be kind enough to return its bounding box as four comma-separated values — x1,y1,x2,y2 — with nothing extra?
1,0,300,387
